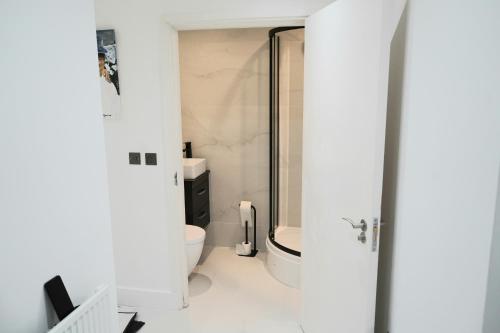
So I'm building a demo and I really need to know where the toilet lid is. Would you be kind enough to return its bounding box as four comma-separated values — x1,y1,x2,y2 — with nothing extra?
185,225,206,244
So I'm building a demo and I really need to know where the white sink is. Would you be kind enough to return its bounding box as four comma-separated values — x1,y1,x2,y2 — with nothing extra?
183,158,206,180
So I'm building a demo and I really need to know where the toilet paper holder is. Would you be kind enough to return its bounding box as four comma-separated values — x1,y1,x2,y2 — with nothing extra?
238,204,258,257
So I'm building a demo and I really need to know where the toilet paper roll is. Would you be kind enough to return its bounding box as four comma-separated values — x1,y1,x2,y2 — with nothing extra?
235,242,252,256
242,242,252,255
240,201,253,228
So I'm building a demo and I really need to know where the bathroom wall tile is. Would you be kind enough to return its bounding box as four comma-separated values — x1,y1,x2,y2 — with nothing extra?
205,222,267,255
179,29,270,249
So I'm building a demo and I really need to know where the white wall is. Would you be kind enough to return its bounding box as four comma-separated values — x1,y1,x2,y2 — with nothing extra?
0,0,118,331
94,0,334,308
384,0,500,332
94,0,187,308
161,0,332,29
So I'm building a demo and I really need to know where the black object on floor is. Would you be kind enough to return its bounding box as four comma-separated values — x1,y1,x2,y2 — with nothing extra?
119,312,145,333
125,319,145,333
44,275,76,321
238,205,259,257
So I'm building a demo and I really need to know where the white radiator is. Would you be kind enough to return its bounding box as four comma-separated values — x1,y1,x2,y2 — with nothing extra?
48,285,115,333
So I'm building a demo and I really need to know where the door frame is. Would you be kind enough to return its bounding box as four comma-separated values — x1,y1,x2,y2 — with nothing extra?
159,3,404,324
159,15,307,308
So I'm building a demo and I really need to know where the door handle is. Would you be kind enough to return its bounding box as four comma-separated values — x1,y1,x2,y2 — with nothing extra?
340,218,367,244
340,218,367,231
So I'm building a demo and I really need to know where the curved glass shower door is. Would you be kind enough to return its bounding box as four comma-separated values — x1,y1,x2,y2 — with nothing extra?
269,27,305,257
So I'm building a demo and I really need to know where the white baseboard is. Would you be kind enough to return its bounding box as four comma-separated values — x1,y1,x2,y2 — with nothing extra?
116,286,182,310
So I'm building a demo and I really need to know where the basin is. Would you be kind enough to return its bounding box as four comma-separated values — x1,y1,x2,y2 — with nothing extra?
183,158,206,180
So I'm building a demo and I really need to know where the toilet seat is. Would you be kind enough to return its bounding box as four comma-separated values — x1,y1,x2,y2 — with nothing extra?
185,225,205,245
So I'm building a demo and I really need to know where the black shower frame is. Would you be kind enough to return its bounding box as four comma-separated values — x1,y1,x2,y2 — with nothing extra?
268,26,304,258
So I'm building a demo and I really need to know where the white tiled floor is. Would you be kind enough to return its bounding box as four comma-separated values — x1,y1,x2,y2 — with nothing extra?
188,246,302,332
128,246,302,333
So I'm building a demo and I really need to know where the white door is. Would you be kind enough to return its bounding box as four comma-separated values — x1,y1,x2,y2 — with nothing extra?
301,0,405,332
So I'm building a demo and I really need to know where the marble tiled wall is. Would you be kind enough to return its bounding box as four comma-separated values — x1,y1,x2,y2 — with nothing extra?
179,29,270,249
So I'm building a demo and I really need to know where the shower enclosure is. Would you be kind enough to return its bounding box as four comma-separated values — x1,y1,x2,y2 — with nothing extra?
266,26,304,287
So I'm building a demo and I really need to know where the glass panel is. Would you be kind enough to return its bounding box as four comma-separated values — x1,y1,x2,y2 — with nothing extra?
269,27,304,256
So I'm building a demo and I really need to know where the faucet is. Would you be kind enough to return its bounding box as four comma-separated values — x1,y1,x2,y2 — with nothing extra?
183,141,192,158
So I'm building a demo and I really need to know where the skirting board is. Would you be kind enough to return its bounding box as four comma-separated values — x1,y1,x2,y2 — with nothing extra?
117,286,182,310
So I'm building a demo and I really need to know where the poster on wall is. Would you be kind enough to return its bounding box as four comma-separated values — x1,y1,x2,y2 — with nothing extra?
96,29,120,118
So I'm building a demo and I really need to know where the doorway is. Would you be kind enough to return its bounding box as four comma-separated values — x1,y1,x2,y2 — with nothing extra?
177,27,303,332
159,1,405,331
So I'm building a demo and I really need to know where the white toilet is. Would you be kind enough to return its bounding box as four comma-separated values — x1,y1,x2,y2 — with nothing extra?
185,225,206,275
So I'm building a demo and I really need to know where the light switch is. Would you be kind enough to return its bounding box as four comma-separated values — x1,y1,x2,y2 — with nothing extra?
129,152,141,165
145,153,157,165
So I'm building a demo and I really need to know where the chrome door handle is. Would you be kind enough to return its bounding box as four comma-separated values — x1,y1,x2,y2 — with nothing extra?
358,233,367,244
340,218,367,231
340,218,367,244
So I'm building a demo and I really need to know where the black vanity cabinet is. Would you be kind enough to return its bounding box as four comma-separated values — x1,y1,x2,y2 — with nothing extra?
184,170,210,228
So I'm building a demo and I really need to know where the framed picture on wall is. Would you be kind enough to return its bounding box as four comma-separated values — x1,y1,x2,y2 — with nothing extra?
96,29,120,118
